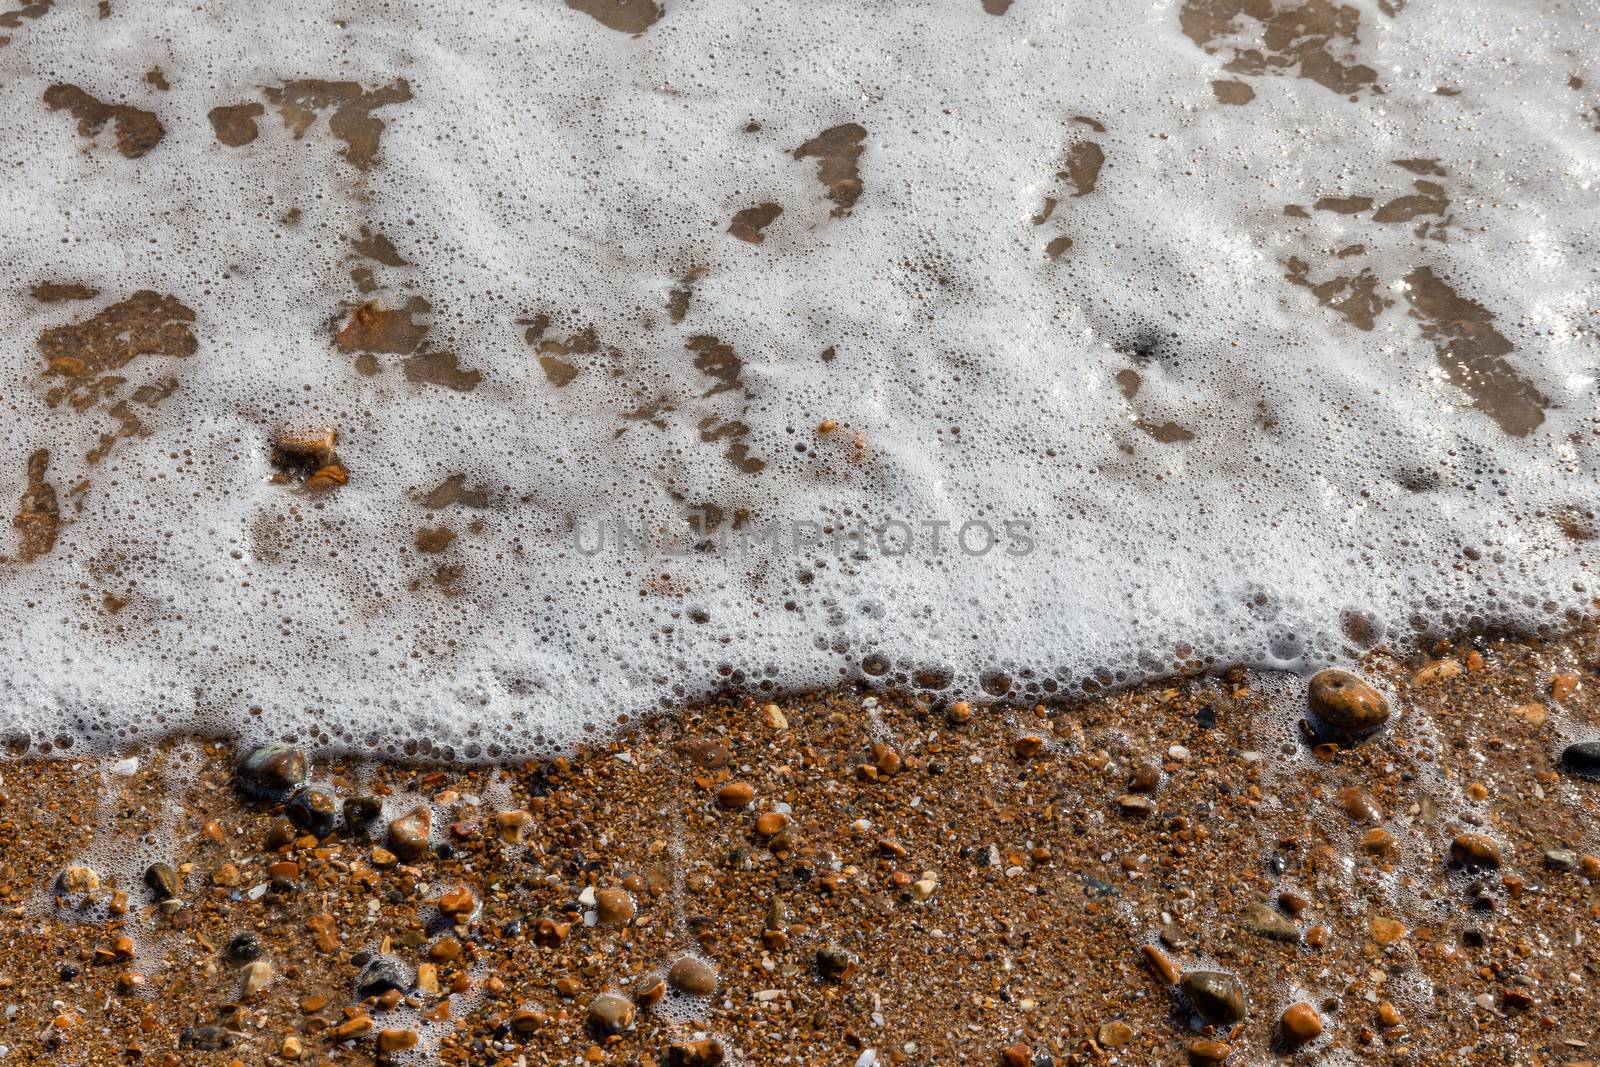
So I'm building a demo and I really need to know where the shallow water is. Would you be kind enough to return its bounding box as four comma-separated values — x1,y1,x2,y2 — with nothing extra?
1,0,1597,758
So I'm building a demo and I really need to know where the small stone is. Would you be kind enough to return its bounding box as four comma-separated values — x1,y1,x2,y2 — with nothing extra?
1244,902,1300,943
1369,917,1406,945
1544,849,1578,871
1180,970,1247,1027
1508,702,1548,726
144,862,180,901
510,1008,550,1033
946,701,972,725
910,877,939,901
388,805,432,860
1306,669,1390,740
816,945,857,982
1142,944,1179,985
1126,763,1161,793
495,809,533,842
1559,741,1600,779
1551,672,1580,701
1000,1044,1031,1067
1334,785,1383,823
1116,793,1154,817
179,1026,236,1051
240,960,273,997
1377,1001,1402,1027
1277,890,1309,917
236,744,306,797
1450,832,1502,868
1013,735,1043,759
263,819,298,849
633,975,666,1006
357,958,408,997
343,796,382,827
377,1029,419,1053
212,862,241,887
57,865,99,895
589,991,636,1035
286,785,338,838
280,1035,305,1060
1280,1002,1322,1044
668,1037,726,1067
436,886,474,915
762,703,788,730
224,931,261,964
1411,658,1461,687
331,1015,374,1040
667,955,718,995
715,781,754,809
1187,1040,1233,1066
755,811,790,837
595,887,636,926
1097,1021,1133,1047
1361,828,1395,854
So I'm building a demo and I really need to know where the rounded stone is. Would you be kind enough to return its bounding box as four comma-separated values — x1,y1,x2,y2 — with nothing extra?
286,785,339,838
595,887,636,926
1450,832,1502,869
343,796,382,827
715,781,754,809
1560,741,1600,779
1280,1002,1322,1044
589,991,636,1035
235,744,306,798
1334,785,1383,823
667,956,718,996
387,805,432,860
224,931,262,964
1306,669,1390,739
816,945,857,982
144,862,180,901
1180,970,1247,1027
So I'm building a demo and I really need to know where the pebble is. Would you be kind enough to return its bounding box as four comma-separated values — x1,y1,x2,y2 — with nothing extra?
224,931,261,964
755,811,790,837
715,781,754,809
1559,741,1600,779
436,886,474,915
1116,793,1154,817
1179,970,1247,1027
494,809,533,842
1280,1002,1322,1044
286,785,338,838
388,805,432,860
667,955,718,996
342,796,382,827
1097,1021,1133,1047
1334,785,1383,823
1361,828,1395,854
1013,735,1043,759
1544,849,1578,871
1450,832,1502,869
239,960,273,998
376,1029,419,1053
595,887,635,926
235,744,306,797
589,991,636,1035
999,1044,1031,1067
1306,669,1390,739
1244,902,1300,942
1126,763,1161,793
1370,917,1406,945
57,865,99,895
1142,944,1179,985
761,703,788,730
668,1037,725,1067
1508,702,1548,726
946,701,972,725
1186,1039,1233,1066
357,958,408,997
816,945,857,982
144,862,180,901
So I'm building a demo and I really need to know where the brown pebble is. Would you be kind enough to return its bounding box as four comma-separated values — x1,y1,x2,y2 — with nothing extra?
388,806,432,860
1280,1002,1322,1044
816,945,857,982
376,1029,418,1053
1117,793,1154,817
667,956,718,996
1097,1021,1133,1047
1377,1001,1402,1027
1306,668,1390,739
1361,828,1395,854
1179,970,1247,1026
1126,762,1161,793
435,886,474,915
510,1009,550,1033
668,1037,725,1067
1450,832,1502,868
1186,1039,1233,1066
589,991,636,1035
1000,1044,1031,1067
715,781,754,809
946,701,972,725
1142,944,1179,985
755,811,789,837
595,886,636,925
1013,735,1043,759
1335,785,1383,823
633,975,666,1006
1370,916,1406,945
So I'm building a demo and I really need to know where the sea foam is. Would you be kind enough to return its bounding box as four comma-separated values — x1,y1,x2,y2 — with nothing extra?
1,0,1597,758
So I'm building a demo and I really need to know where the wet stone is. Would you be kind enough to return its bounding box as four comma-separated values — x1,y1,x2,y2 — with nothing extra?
240,959,273,997
668,1038,726,1067
357,958,408,997
286,785,338,837
816,945,858,982
589,991,636,1035
1544,849,1578,872
1281,1002,1322,1044
595,886,635,926
1306,669,1390,739
1244,902,1300,942
388,805,432,859
667,955,718,996
1559,741,1600,779
236,744,306,798
1450,832,1502,869
57,865,99,895
1335,785,1383,823
179,1026,236,1051
1126,762,1161,793
343,795,382,827
1180,970,1248,1027
224,931,262,964
144,862,179,901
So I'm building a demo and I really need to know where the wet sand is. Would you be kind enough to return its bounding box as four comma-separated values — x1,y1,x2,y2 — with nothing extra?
2,628,1598,1065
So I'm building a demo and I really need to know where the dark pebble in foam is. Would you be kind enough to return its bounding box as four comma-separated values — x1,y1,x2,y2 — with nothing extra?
1560,741,1600,778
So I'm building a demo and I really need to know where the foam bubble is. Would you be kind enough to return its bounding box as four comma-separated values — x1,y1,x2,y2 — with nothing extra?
0,1,1597,758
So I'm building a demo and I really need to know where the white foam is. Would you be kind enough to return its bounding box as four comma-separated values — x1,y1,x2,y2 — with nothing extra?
1,1,1597,758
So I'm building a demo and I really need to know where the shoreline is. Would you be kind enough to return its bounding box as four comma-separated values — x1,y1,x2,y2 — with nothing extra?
0,628,1596,1065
